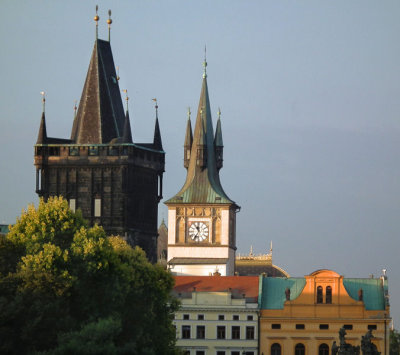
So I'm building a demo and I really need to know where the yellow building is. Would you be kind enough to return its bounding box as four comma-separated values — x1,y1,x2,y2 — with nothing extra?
259,269,390,355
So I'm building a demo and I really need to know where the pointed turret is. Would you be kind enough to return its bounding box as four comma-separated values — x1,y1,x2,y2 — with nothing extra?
36,112,47,144
214,108,223,170
183,108,193,169
153,100,163,150
71,39,125,144
122,110,133,143
165,62,235,205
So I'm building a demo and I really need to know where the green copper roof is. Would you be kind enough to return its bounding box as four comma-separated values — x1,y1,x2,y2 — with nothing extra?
165,76,236,205
259,277,306,309
343,278,387,310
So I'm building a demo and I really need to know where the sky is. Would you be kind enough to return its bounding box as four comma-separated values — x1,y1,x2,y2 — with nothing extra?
1,1,399,326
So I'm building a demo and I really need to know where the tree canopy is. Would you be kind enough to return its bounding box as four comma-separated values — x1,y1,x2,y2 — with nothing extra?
0,197,179,354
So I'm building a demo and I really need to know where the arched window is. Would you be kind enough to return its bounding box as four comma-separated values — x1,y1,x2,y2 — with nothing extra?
326,286,332,304
271,343,281,355
319,343,329,355
295,343,305,355
317,286,323,304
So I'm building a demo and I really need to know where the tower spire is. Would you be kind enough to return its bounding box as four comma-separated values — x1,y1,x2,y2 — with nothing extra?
122,89,132,143
153,98,163,150
94,5,99,39
184,107,193,169
214,107,223,170
37,91,47,144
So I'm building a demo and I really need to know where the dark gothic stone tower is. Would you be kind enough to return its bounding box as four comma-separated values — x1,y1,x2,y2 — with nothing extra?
34,12,164,262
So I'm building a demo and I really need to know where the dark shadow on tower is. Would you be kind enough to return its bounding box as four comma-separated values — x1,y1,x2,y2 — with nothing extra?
34,14,164,262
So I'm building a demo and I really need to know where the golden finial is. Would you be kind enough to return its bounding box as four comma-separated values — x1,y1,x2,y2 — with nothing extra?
217,107,221,120
40,91,46,113
122,89,129,111
187,107,191,120
152,98,158,118
94,5,100,39
202,45,207,78
107,9,112,42
116,66,120,81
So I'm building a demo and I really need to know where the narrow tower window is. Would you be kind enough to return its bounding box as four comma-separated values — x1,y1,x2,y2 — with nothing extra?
94,198,101,217
317,286,323,304
326,286,332,304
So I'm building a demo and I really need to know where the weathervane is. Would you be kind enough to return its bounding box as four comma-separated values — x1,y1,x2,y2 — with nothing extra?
40,91,46,113
152,98,158,118
122,89,129,111
187,107,191,120
217,107,221,120
107,9,112,42
94,5,100,39
203,45,207,78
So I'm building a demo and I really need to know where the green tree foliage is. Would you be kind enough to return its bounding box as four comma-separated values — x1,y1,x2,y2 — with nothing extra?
0,197,179,354
390,328,400,355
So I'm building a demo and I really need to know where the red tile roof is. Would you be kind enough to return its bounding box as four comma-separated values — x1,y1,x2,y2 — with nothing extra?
173,276,259,300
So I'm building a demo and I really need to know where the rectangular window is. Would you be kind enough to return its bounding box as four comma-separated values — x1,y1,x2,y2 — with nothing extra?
197,314,204,320
181,325,191,339
217,352,225,355
320,324,329,330
231,325,240,339
233,315,239,321
217,326,226,339
271,324,281,329
247,315,253,321
368,325,377,330
218,314,225,321
196,325,205,339
344,324,353,330
69,198,76,212
183,314,189,320
196,352,205,355
231,352,240,355
94,198,101,217
69,147,79,156
246,326,255,339
296,324,305,329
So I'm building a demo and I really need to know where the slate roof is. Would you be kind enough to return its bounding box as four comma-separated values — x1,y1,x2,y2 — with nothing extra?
70,39,125,144
165,76,236,206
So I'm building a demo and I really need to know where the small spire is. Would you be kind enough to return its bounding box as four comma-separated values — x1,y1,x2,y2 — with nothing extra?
250,245,253,257
153,98,163,150
40,91,46,113
37,91,47,144
217,107,221,120
187,107,191,120
122,110,133,143
94,5,100,39
73,100,77,119
203,45,207,78
122,89,129,112
107,9,112,42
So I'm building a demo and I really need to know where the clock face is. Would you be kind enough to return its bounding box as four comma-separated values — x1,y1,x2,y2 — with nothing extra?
189,222,209,242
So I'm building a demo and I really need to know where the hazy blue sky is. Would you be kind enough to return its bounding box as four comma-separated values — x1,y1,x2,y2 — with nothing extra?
1,1,399,325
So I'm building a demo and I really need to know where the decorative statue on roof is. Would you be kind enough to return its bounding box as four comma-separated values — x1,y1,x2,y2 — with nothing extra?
332,327,360,355
360,329,380,355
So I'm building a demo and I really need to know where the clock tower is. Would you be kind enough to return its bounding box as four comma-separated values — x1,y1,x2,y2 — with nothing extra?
165,60,239,276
